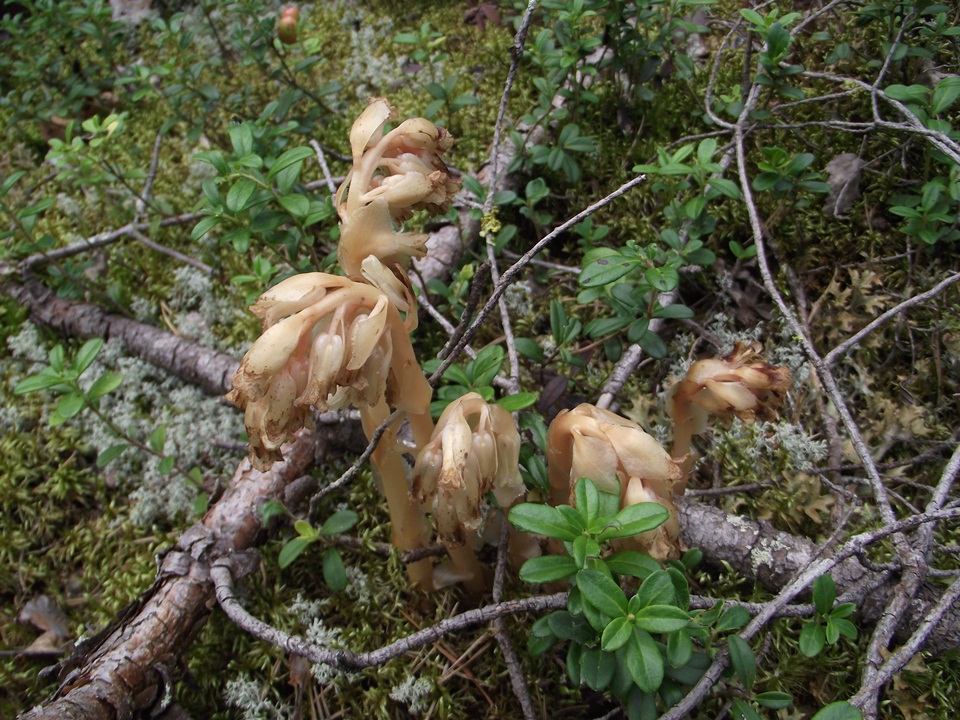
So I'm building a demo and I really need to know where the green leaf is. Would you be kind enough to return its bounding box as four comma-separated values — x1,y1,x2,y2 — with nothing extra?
755,691,793,709
49,345,65,373
811,702,863,720
730,699,763,720
514,338,543,362
519,555,578,584
799,621,826,657
278,193,310,218
191,216,220,242
667,629,693,667
547,611,595,643
633,605,691,633
813,574,836,615
601,615,634,652
637,330,668,359
268,147,314,179
626,628,664,693
601,503,669,540
73,338,104,374
885,84,930,104
96,443,128,468
56,393,84,419
229,123,254,156
497,392,538,412
579,256,635,287
294,519,316,537
605,552,661,580
226,178,257,212
666,566,690,610
279,536,314,568
765,22,791,58
1,170,26,196
14,370,65,395
158,456,175,475
716,605,751,632
148,426,167,454
652,304,694,320
322,547,347,591
580,648,616,691
831,602,856,619
577,569,628,618
471,345,504,387
86,372,124,400
635,570,676,608
644,266,679,292
509,503,579,542
321,509,359,535
727,635,755,689
574,477,601,523
259,500,287,523
832,617,858,640
931,76,960,115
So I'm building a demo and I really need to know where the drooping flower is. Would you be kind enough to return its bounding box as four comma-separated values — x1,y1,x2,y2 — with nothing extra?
546,403,682,560
336,98,460,277
668,341,792,488
226,273,431,470
412,393,523,591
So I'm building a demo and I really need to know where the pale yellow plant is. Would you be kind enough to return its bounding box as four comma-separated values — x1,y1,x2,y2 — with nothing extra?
546,404,682,561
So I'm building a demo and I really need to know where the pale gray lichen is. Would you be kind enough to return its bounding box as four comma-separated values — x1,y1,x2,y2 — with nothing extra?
389,675,433,715
224,676,291,720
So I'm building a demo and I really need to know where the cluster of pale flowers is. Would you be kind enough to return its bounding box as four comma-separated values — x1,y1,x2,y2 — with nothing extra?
227,98,794,590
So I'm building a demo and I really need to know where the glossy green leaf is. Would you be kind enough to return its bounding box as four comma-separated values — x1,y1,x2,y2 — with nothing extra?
635,570,676,609
56,393,84,419
580,648,616,691
519,555,578,584
278,193,309,218
800,621,826,657
497,392,538,412
579,256,635,287
727,635,756,690
730,699,763,720
716,605,751,632
158,456,175,475
633,605,691,633
602,615,634,652
578,569,628,618
509,503,580,542
667,629,693,667
601,502,669,540
226,178,257,212
626,628,663,693
148,426,167,454
813,574,836,615
605,552,660,580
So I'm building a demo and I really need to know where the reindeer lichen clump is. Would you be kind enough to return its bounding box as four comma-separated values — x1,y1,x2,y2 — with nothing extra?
229,99,794,592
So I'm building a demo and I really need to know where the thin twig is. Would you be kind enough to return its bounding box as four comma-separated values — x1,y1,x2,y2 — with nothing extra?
309,139,338,199
130,228,215,276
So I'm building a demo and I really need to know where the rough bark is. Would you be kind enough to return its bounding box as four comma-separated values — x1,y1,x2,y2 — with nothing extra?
677,497,960,655
5,275,239,396
20,430,319,720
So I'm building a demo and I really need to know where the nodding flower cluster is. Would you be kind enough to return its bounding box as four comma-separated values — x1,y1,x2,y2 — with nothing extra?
229,99,793,592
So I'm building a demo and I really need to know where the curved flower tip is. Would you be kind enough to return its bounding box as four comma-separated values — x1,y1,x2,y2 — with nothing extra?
338,197,428,278
349,97,397,159
228,275,427,468
412,393,523,547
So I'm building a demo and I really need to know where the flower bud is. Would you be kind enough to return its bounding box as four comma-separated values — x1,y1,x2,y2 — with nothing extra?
278,6,299,45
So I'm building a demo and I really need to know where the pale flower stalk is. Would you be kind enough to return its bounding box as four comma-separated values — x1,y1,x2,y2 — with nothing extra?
546,404,682,561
